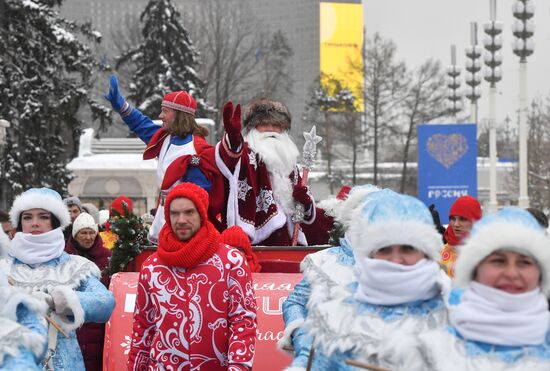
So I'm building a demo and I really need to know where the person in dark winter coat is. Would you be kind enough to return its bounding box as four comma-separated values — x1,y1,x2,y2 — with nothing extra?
65,212,112,371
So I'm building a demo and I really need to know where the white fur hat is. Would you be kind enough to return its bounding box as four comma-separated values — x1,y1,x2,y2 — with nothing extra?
454,207,550,296
98,209,110,226
317,185,352,218
72,213,98,237
10,188,71,229
81,203,99,224
347,191,442,261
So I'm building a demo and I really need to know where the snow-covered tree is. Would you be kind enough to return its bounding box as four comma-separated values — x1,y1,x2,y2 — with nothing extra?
361,33,408,186
0,0,110,208
185,0,266,139
116,0,209,118
304,74,362,192
257,30,294,101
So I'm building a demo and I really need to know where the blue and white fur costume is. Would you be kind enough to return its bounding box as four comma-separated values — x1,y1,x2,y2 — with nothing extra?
407,207,550,371
301,192,450,370
0,266,47,370
0,188,115,370
279,185,383,370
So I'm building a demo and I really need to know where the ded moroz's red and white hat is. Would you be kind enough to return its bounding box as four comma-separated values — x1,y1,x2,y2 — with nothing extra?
161,91,197,116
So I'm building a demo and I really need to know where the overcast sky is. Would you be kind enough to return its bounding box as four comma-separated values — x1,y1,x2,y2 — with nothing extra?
364,0,550,127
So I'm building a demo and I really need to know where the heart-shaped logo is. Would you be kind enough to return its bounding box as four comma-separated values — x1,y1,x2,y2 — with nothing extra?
426,133,468,169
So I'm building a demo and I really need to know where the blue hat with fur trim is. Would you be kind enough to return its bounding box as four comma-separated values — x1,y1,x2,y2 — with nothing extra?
454,207,550,296
347,191,442,260
334,184,381,228
10,188,71,229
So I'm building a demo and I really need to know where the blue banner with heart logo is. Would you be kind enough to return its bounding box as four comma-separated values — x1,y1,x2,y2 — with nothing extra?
417,123,477,224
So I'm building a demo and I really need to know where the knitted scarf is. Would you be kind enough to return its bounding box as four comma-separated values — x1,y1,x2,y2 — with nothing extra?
443,225,463,246
157,221,219,268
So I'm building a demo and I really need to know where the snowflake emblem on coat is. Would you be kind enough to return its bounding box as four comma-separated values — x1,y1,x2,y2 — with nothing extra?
256,189,275,213
120,335,132,355
238,180,252,201
248,152,257,169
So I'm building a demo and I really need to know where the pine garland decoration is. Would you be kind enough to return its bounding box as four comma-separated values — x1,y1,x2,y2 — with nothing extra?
106,201,150,275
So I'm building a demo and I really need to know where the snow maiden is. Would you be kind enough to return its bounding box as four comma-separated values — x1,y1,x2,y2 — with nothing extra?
0,188,115,369
300,191,450,370
408,207,550,371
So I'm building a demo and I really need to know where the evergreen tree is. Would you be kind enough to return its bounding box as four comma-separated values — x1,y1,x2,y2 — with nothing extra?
0,0,110,207
258,30,294,100
105,201,149,276
116,0,209,117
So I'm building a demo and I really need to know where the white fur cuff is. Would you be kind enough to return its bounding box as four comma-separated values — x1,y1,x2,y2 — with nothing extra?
50,285,85,333
0,287,48,321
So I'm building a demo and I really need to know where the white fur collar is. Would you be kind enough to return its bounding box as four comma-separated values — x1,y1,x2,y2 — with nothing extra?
305,295,448,358
0,255,100,293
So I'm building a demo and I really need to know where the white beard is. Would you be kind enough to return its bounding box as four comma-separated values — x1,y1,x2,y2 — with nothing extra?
245,129,300,215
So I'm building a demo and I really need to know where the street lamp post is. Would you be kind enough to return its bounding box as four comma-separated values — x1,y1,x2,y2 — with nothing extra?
446,45,463,119
464,22,483,124
483,0,503,214
512,0,535,208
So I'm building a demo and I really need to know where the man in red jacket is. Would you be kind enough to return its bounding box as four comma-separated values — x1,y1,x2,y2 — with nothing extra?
127,183,257,370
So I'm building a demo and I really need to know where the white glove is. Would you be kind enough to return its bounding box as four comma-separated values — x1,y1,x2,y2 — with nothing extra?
51,288,75,316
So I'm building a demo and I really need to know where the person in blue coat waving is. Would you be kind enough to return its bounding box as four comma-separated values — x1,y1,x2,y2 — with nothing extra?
104,75,225,243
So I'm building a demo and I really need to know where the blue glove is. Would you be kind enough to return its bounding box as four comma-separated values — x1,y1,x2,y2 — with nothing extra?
104,74,126,111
